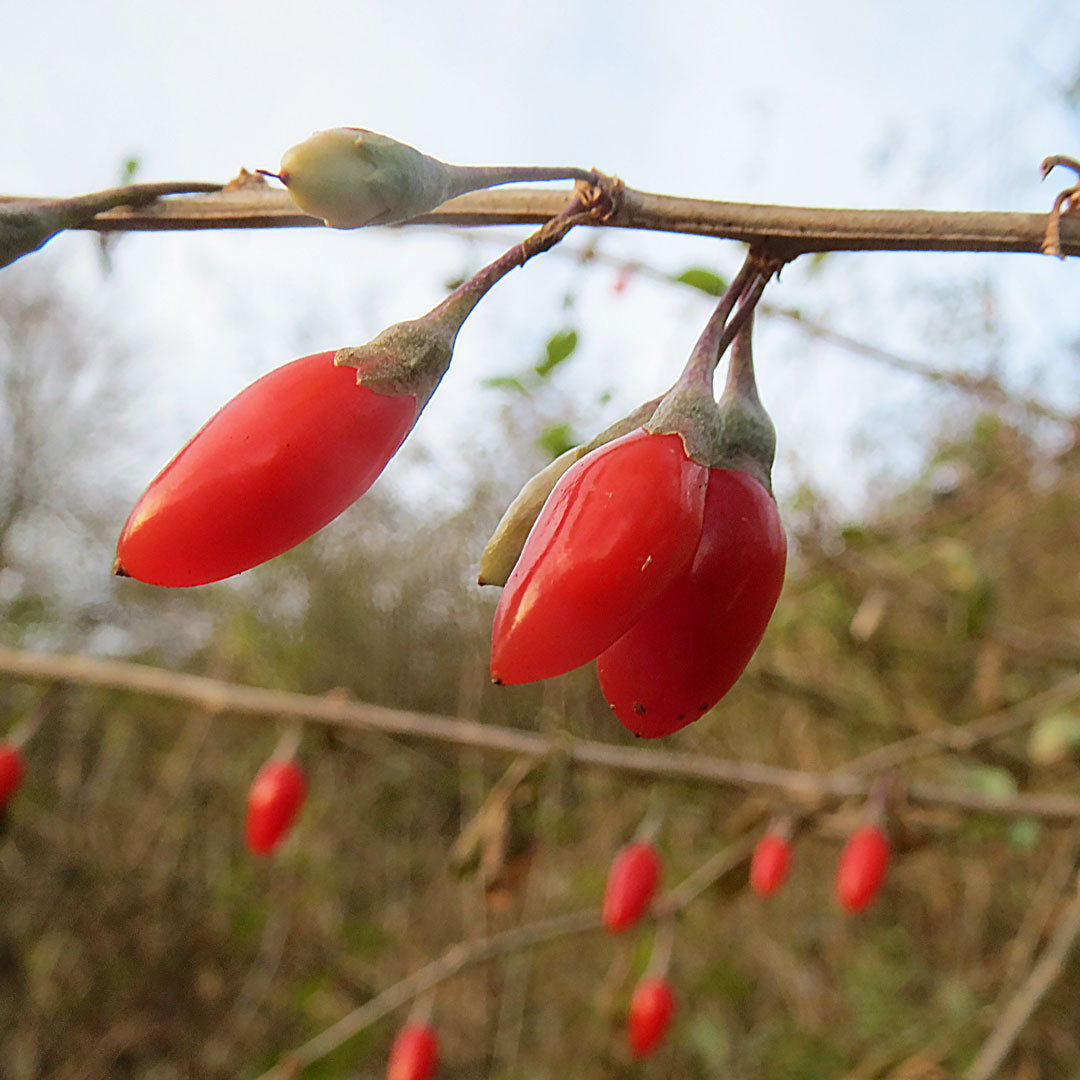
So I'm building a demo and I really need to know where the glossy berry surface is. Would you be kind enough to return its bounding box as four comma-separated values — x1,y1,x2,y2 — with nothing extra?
490,429,707,685
0,743,25,809
749,832,793,897
386,1022,439,1080
627,976,676,1058
597,467,786,737
836,824,891,912
116,351,417,586
602,842,662,932
245,759,307,856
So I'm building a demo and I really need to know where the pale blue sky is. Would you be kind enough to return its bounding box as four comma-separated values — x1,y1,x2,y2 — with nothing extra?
3,0,1079,519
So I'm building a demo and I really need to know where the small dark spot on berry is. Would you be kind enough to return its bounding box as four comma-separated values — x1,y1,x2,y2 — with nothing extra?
492,677,503,686
698,703,709,712
633,702,646,715
677,714,685,721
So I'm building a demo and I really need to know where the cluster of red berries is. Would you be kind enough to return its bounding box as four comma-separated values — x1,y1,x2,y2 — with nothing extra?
750,821,892,913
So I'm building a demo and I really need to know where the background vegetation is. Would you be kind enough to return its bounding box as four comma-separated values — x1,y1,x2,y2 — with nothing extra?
1,227,1079,1080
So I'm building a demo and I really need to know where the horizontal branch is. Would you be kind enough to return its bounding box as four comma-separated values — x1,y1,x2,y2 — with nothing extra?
1,647,1077,822
2,181,1075,257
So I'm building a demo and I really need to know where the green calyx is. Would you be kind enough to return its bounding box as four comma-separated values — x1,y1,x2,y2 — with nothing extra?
335,313,459,413
647,310,776,494
478,393,667,587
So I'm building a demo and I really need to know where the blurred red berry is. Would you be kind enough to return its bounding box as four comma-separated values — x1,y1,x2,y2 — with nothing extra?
0,743,25,810
749,832,793,897
836,824,891,912
245,758,307,856
387,1021,439,1080
627,976,676,1058
602,841,663,932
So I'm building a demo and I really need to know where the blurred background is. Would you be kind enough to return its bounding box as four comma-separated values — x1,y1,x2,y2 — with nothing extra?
2,1,1080,1077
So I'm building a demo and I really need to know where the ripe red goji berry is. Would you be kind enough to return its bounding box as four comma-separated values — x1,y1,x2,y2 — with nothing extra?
627,976,676,1058
0,743,25,810
115,352,418,587
749,832,793,897
602,841,663,932
597,467,785,737
836,824,891,912
386,1021,439,1080
489,429,708,685
245,758,307,856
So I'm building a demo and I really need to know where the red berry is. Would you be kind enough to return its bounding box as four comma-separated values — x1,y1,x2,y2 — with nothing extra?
245,759,307,856
0,743,25,810
749,833,793,897
627,976,676,1058
386,1022,439,1080
116,351,417,586
490,429,707,685
597,467,786,737
602,842,662,932
836,824,891,912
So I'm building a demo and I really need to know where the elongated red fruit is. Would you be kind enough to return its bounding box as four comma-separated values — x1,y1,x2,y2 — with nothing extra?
836,824,890,912
116,352,417,586
749,832,793,897
245,759,307,856
386,1021,439,1080
490,429,707,685
0,743,25,810
602,841,662,932
627,976,676,1058
597,467,786,738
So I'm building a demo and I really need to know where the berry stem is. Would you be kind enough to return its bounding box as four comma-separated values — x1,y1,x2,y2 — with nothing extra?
677,250,783,391
430,174,621,329
646,917,676,978
271,721,303,762
445,164,599,197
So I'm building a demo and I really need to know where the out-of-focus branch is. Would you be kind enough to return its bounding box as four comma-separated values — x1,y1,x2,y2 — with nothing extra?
252,907,602,1080
843,670,1080,775
964,872,1080,1080
2,182,1077,257
1,647,1078,823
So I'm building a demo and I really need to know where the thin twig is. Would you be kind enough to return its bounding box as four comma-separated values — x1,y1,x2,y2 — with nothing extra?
2,182,1077,257
1,647,1078,822
842,670,1080,776
251,908,602,1080
964,873,1080,1080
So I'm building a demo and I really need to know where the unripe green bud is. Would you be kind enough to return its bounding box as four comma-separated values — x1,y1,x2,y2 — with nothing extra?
274,128,457,228
268,128,596,229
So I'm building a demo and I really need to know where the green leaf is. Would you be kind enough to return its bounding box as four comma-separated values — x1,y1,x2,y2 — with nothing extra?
1008,818,1041,851
535,330,578,377
481,375,530,395
962,765,1017,799
673,266,728,296
537,423,577,460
